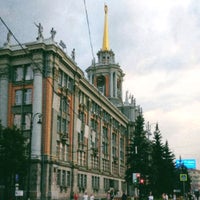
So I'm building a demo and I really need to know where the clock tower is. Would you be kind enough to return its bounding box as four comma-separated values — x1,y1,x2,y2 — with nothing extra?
86,5,125,106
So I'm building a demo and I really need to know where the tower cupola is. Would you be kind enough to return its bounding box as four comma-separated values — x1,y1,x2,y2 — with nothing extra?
86,4,125,106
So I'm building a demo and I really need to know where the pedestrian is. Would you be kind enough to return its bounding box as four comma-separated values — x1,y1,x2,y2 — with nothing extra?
74,192,79,200
148,192,154,200
173,193,176,200
83,192,89,200
162,193,166,200
107,191,111,200
90,194,95,200
110,190,114,200
122,192,127,200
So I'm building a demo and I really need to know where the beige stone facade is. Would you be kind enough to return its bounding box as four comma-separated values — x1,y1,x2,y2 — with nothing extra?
0,5,142,200
0,39,142,200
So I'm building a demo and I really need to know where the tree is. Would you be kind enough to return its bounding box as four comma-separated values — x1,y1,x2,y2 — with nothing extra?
149,123,165,196
126,115,150,196
162,141,176,194
0,124,28,199
149,124,179,197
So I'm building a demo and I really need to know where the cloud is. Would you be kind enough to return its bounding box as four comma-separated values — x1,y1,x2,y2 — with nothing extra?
1,0,200,168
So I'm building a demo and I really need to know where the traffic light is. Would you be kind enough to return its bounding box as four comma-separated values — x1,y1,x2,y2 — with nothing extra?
133,173,137,183
132,173,140,184
136,173,140,179
140,178,144,184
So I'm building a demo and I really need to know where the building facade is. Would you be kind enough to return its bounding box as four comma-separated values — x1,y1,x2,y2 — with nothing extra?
0,5,142,200
188,169,200,192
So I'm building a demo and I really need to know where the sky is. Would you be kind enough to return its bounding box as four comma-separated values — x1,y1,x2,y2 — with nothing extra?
1,0,200,168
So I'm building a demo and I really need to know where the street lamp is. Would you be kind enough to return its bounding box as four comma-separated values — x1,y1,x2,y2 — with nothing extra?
27,112,42,200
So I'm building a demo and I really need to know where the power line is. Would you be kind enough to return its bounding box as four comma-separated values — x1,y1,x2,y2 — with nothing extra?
0,17,80,118
0,17,44,77
0,17,104,126
83,0,95,62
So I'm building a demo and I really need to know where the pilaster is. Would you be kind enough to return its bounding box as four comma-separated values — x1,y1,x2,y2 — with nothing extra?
0,67,9,127
31,58,43,158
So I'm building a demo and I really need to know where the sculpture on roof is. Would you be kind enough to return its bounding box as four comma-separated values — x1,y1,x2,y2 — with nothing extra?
50,27,56,41
71,48,75,61
34,22,43,40
4,31,11,47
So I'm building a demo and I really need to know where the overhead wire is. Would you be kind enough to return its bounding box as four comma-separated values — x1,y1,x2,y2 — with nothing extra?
83,0,95,62
0,17,80,118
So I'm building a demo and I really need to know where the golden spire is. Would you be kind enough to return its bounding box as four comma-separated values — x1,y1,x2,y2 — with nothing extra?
102,4,110,51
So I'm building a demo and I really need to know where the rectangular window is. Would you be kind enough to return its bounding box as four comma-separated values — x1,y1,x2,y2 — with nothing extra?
62,99,67,113
61,118,66,133
63,144,69,161
56,141,60,158
91,119,97,131
62,170,66,186
15,89,32,105
68,78,73,91
14,114,21,129
24,113,31,130
78,174,87,188
57,169,61,185
112,133,117,146
58,70,62,86
15,67,23,81
120,138,124,161
63,74,68,87
104,178,110,191
15,90,22,105
57,117,61,133
67,171,71,186
102,142,108,155
25,65,33,80
78,131,84,144
24,89,32,104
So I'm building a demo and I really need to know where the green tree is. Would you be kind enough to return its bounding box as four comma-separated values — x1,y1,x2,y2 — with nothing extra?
162,141,176,194
149,123,165,196
126,115,150,195
0,124,28,199
149,124,179,197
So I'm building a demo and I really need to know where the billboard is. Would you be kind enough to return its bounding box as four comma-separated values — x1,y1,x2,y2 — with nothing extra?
176,159,196,169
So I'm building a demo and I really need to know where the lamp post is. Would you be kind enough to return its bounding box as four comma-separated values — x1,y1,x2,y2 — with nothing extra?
27,112,42,200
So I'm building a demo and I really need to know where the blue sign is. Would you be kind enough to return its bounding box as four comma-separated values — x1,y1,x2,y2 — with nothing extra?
176,159,196,169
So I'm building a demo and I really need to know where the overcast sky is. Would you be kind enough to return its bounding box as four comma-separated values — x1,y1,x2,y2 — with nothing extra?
1,0,200,168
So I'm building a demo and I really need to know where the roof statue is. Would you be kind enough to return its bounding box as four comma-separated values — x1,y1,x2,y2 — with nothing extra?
102,4,110,51
50,27,56,41
34,22,44,40
71,48,75,61
4,30,12,47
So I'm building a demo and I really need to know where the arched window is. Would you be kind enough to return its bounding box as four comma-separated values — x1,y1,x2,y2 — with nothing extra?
97,75,106,95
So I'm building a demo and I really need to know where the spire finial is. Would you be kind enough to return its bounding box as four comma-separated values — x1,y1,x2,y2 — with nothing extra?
102,4,110,51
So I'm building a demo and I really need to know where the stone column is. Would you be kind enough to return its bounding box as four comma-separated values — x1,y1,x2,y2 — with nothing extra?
32,64,43,158
110,71,113,97
109,118,113,174
114,71,117,98
99,114,103,171
0,67,9,127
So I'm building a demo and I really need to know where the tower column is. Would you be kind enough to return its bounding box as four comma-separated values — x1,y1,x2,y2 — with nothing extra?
110,71,113,97
114,71,117,97
89,72,93,84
